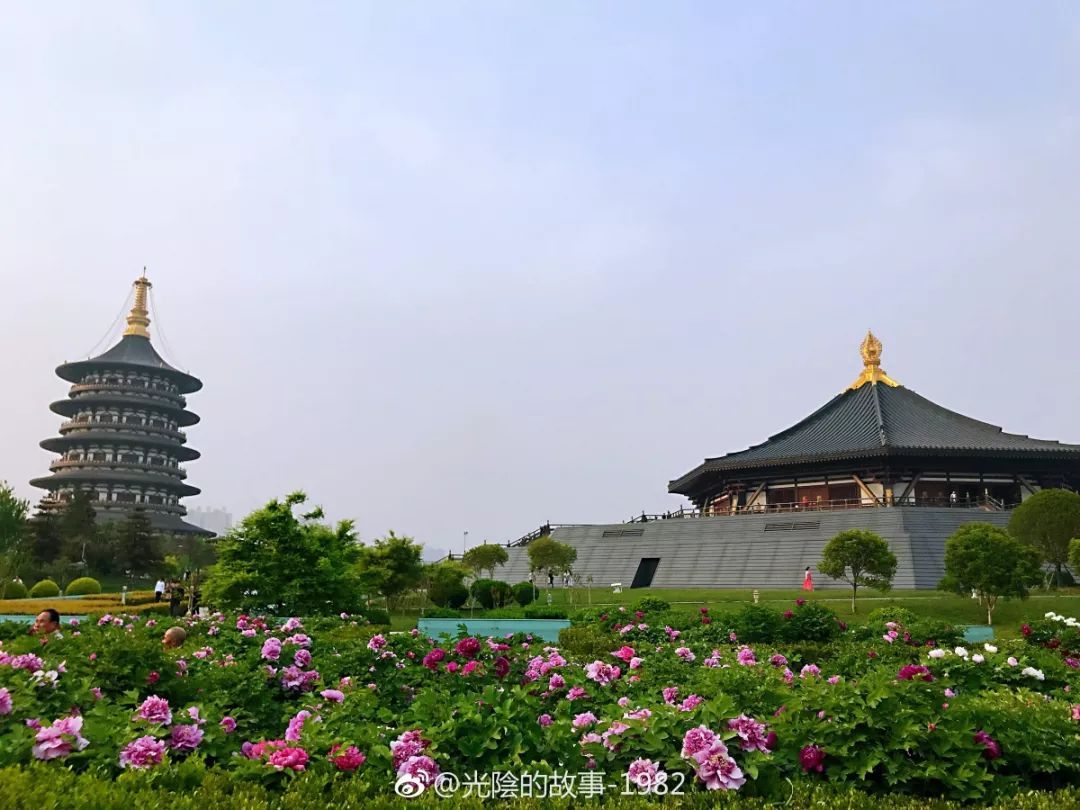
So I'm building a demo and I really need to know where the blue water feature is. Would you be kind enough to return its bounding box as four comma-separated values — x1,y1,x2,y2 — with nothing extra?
418,618,570,642
0,615,88,624
962,625,995,643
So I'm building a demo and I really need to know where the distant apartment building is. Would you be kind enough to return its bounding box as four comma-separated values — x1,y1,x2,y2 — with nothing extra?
185,506,233,538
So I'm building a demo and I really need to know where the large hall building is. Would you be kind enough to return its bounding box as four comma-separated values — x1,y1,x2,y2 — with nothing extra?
31,274,209,536
498,332,1080,589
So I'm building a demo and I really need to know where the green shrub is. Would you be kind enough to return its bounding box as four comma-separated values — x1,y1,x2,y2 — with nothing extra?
470,579,513,609
429,580,469,609
424,607,463,618
782,601,842,643
730,604,784,642
362,608,391,625
557,625,613,659
513,581,537,606
65,576,102,596
632,596,671,614
522,606,568,619
1,580,28,599
28,579,60,598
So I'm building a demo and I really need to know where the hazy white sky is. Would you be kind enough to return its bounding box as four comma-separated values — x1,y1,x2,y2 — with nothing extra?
2,3,1079,558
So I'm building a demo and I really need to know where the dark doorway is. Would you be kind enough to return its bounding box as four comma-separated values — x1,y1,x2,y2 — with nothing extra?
631,558,661,588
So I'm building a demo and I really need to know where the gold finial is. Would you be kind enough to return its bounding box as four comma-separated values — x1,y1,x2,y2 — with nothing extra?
846,329,900,390
123,271,153,338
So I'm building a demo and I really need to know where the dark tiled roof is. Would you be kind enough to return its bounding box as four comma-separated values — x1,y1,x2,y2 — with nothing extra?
56,335,202,393
670,383,1080,491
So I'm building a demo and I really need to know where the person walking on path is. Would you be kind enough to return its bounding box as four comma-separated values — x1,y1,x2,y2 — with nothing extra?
802,566,814,591
154,579,165,602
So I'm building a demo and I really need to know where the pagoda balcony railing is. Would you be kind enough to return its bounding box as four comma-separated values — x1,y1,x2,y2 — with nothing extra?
69,382,186,407
59,418,186,442
49,457,187,479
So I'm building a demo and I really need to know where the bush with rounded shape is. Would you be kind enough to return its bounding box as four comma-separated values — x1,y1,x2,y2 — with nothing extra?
28,579,61,598
632,597,671,615
430,581,469,609
65,577,102,596
781,601,842,643
470,579,512,609
513,581,537,606
2,580,28,599
731,604,784,642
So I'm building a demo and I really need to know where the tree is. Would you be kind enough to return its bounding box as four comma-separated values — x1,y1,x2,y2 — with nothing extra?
1070,538,1080,578
24,502,62,565
204,491,364,616
527,537,577,584
0,482,29,598
940,522,1043,625
355,531,426,610
112,509,166,579
818,529,897,613
1008,489,1080,585
461,544,509,579
58,490,98,564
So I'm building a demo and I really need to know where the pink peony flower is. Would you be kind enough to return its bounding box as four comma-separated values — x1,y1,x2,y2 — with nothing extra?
611,646,636,663
728,715,771,753
584,660,621,685
799,664,821,679
769,654,787,668
694,740,746,790
679,694,704,712
268,746,309,771
675,647,696,662
261,639,282,661
91,687,103,700
736,647,757,666
538,713,553,726
366,634,387,652
629,657,644,669
390,730,428,769
286,710,311,742
136,696,172,726
626,758,667,793
32,715,89,760
548,673,566,690
220,716,237,733
662,686,679,704
119,735,165,769
461,660,479,676
1070,705,1080,721
800,745,826,773
397,754,439,785
573,712,598,728
169,724,204,752
567,686,587,701
293,649,312,668
320,689,345,703
0,688,11,716
681,725,718,760
330,744,365,771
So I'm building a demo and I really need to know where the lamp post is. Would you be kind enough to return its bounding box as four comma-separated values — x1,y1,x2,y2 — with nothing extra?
463,531,468,558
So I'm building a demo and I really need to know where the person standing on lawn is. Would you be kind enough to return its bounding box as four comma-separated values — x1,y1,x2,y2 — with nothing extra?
154,579,165,602
802,566,814,591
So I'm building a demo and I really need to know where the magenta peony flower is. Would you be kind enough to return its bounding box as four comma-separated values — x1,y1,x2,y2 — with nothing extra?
736,647,757,666
538,713,553,726
446,661,460,674
136,696,172,726
783,610,794,620
461,660,479,676
169,724,204,752
453,637,481,659
799,664,821,679
973,730,1002,760
268,746,309,771
494,656,510,679
681,725,718,760
397,754,439,785
662,686,679,704
261,639,282,661
769,654,788,668
548,673,566,690
320,689,345,703
32,715,89,761
330,744,365,771
421,648,446,670
280,618,303,633
220,716,237,733
799,745,826,773
390,730,428,769
679,694,704,712
611,646,636,663
584,660,621,685
293,649,312,668
285,710,311,742
366,634,387,652
626,758,667,792
0,687,11,716
795,598,806,607
694,740,745,790
120,735,165,769
728,715,771,753
897,664,934,682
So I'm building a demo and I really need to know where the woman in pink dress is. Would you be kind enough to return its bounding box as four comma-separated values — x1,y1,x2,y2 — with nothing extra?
802,566,814,591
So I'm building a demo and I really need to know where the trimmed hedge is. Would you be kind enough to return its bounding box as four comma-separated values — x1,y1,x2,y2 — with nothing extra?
65,577,102,596
1,580,27,599
27,579,60,599
513,581,538,606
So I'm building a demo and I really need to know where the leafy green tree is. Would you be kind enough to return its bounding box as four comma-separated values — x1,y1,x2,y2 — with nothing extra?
1070,538,1080,578
940,522,1043,625
113,509,163,578
818,529,897,613
526,537,577,584
461,543,509,579
204,491,364,615
354,531,425,610
0,482,29,598
24,503,62,565
58,490,99,564
1008,489,1080,585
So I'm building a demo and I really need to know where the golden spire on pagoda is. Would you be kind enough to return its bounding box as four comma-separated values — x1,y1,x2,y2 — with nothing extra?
846,329,900,390
123,270,152,338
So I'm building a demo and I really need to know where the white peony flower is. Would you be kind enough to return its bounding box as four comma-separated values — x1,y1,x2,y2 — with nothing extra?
984,644,998,654
928,649,946,659
972,654,985,664
954,647,969,658
1021,666,1045,681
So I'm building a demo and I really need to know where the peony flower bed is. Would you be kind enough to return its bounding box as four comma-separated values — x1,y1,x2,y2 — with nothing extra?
0,603,1078,803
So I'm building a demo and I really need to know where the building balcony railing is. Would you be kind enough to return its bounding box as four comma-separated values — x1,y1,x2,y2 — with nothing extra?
58,418,186,442
48,457,187,479
623,496,1012,522
68,382,186,407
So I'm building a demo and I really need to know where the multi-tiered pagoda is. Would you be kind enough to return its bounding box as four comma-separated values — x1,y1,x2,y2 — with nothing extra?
31,275,209,535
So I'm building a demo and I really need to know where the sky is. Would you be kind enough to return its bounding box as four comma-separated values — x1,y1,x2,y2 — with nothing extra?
2,3,1079,559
